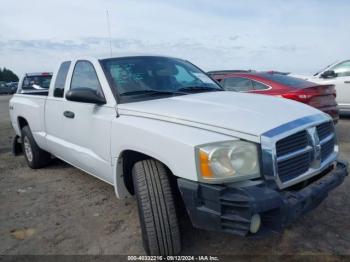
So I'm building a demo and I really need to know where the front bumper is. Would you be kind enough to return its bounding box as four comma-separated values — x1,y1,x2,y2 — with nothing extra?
177,161,348,236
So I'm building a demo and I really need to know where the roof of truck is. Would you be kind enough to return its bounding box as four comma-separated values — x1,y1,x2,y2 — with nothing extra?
98,54,182,60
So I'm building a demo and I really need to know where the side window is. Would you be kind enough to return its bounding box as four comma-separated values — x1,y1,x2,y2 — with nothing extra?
330,60,350,77
70,61,103,94
252,80,269,90
222,77,253,92
53,61,71,97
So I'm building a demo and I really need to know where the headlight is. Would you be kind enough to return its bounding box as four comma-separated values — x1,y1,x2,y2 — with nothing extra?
197,140,260,182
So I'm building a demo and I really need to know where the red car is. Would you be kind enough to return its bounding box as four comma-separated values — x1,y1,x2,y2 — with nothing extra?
218,72,339,122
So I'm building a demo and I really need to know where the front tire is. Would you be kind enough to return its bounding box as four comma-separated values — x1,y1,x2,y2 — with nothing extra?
21,125,51,169
132,159,181,255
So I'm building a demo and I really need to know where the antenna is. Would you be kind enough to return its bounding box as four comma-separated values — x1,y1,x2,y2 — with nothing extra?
106,10,113,57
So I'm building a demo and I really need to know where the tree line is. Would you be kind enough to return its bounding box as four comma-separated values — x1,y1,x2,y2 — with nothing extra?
0,68,19,82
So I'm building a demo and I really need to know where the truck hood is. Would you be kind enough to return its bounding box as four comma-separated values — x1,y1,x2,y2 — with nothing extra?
117,92,325,140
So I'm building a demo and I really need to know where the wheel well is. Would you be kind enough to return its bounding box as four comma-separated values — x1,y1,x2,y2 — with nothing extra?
18,117,28,130
120,150,176,195
120,150,149,195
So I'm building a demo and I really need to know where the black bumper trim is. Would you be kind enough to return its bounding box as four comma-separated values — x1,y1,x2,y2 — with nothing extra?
177,161,348,237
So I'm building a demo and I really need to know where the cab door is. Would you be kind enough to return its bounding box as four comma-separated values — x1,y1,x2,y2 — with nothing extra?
45,61,71,158
61,60,115,184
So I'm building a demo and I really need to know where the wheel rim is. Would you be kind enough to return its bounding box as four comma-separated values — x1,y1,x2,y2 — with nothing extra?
23,136,33,162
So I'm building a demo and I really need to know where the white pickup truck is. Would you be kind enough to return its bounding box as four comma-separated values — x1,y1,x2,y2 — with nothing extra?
9,56,348,255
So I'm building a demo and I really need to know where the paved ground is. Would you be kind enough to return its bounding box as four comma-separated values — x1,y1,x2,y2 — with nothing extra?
0,94,349,255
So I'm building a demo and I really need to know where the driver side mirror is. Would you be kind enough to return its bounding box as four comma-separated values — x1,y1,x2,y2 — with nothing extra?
321,70,337,79
66,88,106,105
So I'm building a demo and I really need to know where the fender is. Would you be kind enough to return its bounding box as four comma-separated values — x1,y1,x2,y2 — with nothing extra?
112,145,179,199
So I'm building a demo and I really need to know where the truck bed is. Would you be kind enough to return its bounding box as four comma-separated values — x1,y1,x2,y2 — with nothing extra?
9,94,48,149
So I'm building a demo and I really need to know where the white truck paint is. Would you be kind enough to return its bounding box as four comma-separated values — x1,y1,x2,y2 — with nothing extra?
9,56,347,255
10,56,324,195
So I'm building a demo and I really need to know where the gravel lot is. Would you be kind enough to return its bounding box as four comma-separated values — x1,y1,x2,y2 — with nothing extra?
0,94,349,256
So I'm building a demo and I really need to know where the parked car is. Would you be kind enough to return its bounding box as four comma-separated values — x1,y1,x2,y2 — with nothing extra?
207,70,253,82
9,56,347,255
291,60,350,114
17,72,52,94
220,72,339,122
265,70,290,75
0,82,14,94
6,82,19,94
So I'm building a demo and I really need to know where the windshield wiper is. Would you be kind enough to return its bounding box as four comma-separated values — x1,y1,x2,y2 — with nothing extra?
120,89,186,96
177,86,223,93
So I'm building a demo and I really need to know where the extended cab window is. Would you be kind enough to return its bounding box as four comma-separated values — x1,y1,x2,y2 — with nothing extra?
53,61,71,97
70,61,103,95
222,77,253,92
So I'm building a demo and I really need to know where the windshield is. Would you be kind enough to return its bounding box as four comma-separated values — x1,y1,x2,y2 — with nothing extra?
313,61,339,76
100,56,222,102
314,65,331,76
22,75,52,90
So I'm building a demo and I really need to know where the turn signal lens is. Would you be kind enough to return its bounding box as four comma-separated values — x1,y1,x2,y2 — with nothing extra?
199,150,213,178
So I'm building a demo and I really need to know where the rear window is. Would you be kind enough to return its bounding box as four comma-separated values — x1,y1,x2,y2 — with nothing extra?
22,74,52,90
257,73,312,88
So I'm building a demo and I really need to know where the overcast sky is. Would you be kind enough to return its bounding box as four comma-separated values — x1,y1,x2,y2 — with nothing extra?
1,0,349,76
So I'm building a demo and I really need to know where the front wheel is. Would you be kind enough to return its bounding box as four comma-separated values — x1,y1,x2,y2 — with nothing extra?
21,126,51,169
132,159,181,255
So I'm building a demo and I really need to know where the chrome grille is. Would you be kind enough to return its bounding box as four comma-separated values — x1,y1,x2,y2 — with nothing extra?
276,130,308,156
275,120,336,185
317,121,334,140
321,136,335,161
278,151,311,182
317,121,335,161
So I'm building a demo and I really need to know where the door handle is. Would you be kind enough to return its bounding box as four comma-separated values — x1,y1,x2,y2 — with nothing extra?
63,111,75,118
344,81,350,84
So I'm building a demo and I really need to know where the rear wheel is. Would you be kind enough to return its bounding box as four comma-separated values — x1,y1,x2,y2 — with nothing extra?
21,126,51,169
132,159,181,255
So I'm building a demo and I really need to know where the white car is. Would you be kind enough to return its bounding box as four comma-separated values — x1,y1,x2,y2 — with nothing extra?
9,56,348,255
292,60,350,114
